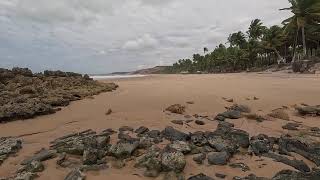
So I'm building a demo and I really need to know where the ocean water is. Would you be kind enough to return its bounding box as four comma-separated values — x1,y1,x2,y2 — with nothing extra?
90,74,147,80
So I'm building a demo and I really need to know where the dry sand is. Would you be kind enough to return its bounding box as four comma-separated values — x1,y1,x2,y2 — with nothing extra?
1,73,320,180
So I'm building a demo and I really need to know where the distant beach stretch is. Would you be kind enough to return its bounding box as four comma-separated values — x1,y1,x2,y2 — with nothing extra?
90,74,147,80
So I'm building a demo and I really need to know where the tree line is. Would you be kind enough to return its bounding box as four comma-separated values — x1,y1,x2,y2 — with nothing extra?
166,0,320,74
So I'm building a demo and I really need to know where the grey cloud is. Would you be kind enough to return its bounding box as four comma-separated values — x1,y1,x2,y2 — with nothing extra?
0,0,292,74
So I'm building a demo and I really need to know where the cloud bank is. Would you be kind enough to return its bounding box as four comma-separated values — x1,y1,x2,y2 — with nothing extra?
0,0,291,73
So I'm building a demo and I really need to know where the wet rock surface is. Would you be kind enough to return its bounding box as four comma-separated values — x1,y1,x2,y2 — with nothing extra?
0,67,118,122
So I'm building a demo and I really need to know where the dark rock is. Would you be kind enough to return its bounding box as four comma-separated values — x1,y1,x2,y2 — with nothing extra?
109,140,139,159
146,130,161,139
135,146,162,175
195,120,205,125
21,149,56,165
295,105,320,116
135,126,149,135
191,131,207,147
215,173,226,179
207,135,238,154
119,126,134,132
228,129,250,148
188,173,214,180
218,110,242,119
162,126,190,142
215,115,226,121
64,169,85,180
172,120,184,125
161,149,186,172
193,153,206,164
165,104,186,114
229,162,250,172
17,160,44,173
233,174,269,180
278,134,320,166
229,104,251,113
262,152,310,173
282,123,300,130
105,108,112,115
207,151,230,165
83,148,98,165
167,141,191,154
250,134,273,155
0,137,22,165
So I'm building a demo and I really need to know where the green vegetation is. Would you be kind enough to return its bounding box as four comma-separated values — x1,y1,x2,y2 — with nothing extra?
166,0,320,74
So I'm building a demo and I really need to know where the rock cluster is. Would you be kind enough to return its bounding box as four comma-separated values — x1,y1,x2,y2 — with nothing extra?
0,137,22,165
0,68,118,122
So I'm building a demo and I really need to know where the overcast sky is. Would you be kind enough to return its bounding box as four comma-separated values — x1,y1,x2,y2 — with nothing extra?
0,0,291,74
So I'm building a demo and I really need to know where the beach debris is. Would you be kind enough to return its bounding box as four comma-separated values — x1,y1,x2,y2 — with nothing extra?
105,108,112,115
165,104,186,114
0,137,22,165
268,108,290,120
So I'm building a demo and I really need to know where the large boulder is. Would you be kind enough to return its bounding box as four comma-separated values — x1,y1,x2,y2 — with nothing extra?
161,149,186,172
207,151,230,165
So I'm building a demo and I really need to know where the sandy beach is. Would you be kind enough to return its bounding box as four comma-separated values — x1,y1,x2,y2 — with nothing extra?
1,73,320,180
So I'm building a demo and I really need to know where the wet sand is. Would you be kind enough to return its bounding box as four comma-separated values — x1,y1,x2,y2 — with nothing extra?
1,73,320,179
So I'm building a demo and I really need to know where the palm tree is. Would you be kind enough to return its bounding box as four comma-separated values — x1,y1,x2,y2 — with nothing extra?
262,26,286,64
247,19,266,40
228,31,247,49
204,47,208,54
280,0,320,57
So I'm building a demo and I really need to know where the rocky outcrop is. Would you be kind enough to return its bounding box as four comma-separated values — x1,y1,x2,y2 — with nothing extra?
0,67,118,122
0,137,22,165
